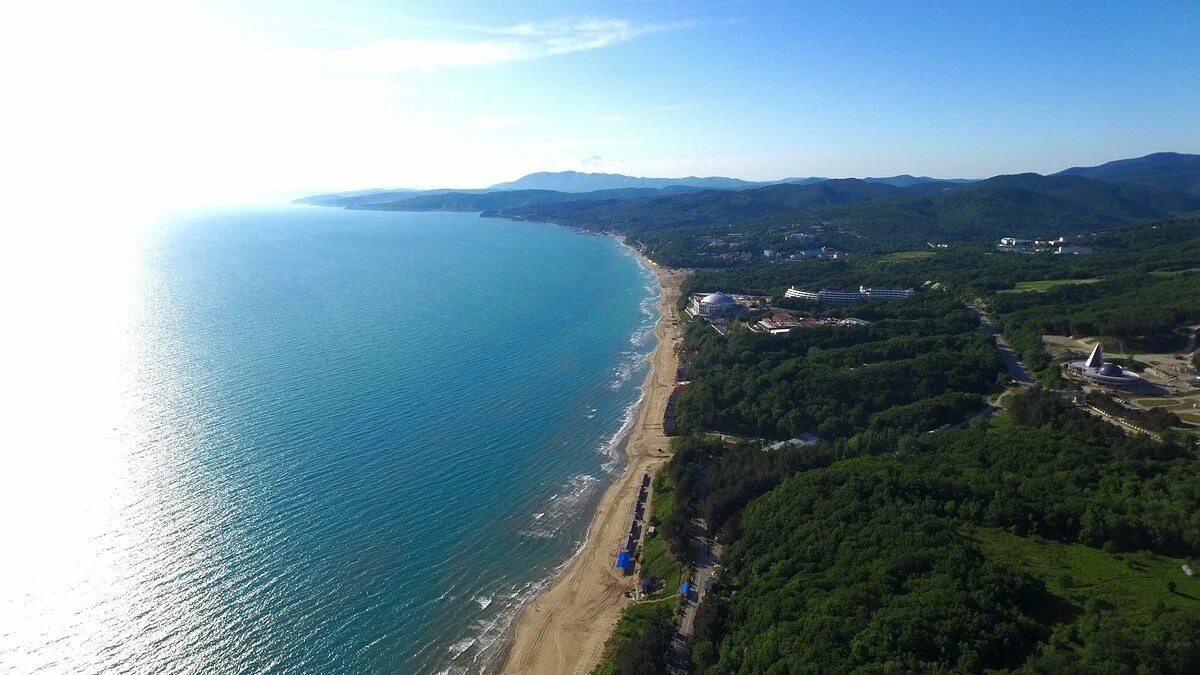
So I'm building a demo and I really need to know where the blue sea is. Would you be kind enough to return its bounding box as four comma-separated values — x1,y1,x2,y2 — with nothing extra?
0,206,658,674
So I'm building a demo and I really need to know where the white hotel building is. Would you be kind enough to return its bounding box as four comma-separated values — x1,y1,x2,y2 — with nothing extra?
784,285,915,304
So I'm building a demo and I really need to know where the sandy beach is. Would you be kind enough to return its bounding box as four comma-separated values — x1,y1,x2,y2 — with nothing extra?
500,252,687,675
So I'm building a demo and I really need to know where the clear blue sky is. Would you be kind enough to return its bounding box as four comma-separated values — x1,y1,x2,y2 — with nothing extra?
9,0,1200,200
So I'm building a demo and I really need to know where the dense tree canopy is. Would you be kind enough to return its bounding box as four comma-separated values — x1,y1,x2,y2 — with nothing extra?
494,175,1200,264
676,295,1002,440
688,392,1200,673
600,217,1200,675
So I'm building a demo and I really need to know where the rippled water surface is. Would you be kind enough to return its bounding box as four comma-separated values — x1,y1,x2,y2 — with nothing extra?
0,206,657,674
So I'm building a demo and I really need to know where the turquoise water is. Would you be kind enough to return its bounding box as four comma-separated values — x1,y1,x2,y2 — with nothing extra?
0,206,657,674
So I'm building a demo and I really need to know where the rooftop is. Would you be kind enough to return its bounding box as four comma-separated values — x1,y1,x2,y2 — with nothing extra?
702,292,737,305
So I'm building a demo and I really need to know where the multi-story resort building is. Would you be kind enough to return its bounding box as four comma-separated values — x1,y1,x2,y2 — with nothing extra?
784,285,915,304
861,286,916,300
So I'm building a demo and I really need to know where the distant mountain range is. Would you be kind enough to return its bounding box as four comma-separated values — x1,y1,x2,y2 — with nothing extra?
295,171,976,208
485,170,972,192
295,153,1200,248
486,171,768,192
488,153,1200,250
347,185,708,212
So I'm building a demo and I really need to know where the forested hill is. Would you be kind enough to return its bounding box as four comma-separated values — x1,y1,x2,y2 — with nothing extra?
1058,152,1200,196
808,173,1200,242
293,152,1200,262
690,393,1200,673
490,179,907,228
292,183,708,210
485,171,767,192
496,171,1200,251
344,185,705,211
485,170,972,192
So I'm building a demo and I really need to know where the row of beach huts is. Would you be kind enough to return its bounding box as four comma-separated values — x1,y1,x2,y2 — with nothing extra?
663,385,684,436
615,472,653,574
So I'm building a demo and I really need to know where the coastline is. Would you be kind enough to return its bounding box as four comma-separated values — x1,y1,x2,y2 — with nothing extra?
499,244,687,675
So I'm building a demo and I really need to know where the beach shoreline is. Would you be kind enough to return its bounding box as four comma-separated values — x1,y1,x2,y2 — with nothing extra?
498,243,687,675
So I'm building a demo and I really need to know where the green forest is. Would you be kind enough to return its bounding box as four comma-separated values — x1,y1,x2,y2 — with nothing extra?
688,392,1200,673
494,167,1200,265
599,221,1200,674
602,391,1200,674
675,295,1001,440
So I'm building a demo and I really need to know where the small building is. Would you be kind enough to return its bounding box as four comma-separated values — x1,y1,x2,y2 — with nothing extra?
766,433,821,451
758,312,802,332
999,237,1032,247
1055,245,1094,255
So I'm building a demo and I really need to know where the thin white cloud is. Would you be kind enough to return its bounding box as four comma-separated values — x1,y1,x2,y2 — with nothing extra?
474,115,542,128
533,137,640,150
317,17,696,72
651,100,720,112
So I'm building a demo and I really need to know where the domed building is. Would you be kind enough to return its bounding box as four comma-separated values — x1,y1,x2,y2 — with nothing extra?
1068,343,1142,388
688,291,750,319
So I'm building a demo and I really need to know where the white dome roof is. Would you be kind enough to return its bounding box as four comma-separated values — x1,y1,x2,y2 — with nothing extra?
702,292,736,305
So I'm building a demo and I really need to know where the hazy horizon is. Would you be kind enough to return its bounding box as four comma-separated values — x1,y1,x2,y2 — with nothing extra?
293,150,1196,196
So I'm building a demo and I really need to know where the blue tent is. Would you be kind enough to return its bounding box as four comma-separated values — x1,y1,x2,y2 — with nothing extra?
616,551,632,571
680,581,691,596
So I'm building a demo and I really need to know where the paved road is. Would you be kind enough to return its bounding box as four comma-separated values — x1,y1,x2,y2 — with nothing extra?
679,519,719,637
970,305,1037,387
668,469,722,672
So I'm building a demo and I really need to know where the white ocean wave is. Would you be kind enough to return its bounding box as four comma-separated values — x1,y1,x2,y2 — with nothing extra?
438,537,591,673
447,637,475,657
519,473,599,540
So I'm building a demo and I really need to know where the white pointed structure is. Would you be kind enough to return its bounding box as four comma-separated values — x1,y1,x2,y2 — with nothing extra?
1069,341,1141,387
